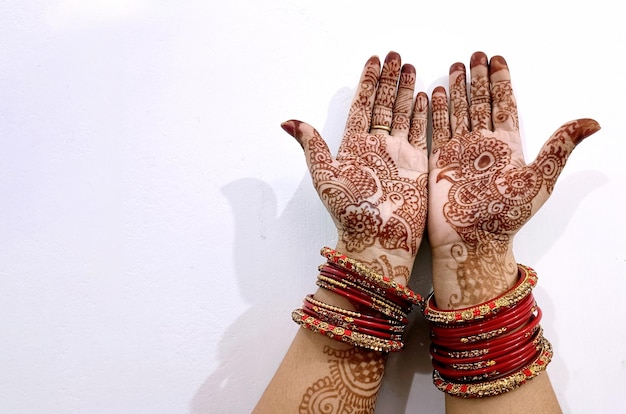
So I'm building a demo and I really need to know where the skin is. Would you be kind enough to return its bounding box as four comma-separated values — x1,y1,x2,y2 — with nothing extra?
428,52,600,413
254,51,600,413
254,52,428,413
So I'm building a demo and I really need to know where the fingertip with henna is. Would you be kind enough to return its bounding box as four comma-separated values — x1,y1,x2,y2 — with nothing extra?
449,62,465,75
470,51,488,68
281,120,303,147
433,85,447,95
489,55,509,74
573,118,601,145
385,51,401,63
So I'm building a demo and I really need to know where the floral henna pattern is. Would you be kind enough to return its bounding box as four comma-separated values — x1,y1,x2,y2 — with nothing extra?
306,128,427,255
340,202,382,252
437,125,569,306
491,81,519,129
299,345,386,414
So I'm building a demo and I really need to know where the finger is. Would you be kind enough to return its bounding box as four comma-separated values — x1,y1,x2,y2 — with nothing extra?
281,119,333,170
528,118,601,197
448,62,470,136
469,51,492,131
408,92,428,151
391,64,416,138
371,51,402,133
489,55,519,132
345,55,381,134
431,86,451,153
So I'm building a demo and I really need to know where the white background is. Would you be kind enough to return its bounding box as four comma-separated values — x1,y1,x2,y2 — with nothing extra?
1,1,624,413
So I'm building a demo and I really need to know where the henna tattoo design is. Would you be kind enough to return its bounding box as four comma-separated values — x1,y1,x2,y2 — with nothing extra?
491,81,519,130
469,72,491,130
306,129,427,255
299,345,386,414
437,123,572,307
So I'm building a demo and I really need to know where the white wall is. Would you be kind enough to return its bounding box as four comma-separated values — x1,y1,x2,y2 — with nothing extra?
1,1,623,413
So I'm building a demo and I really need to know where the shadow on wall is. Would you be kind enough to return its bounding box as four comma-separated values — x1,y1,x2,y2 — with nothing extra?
192,169,606,413
189,78,608,413
190,86,442,412
192,174,441,413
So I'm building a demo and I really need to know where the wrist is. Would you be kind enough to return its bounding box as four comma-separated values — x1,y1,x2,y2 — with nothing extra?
430,242,518,310
332,242,415,286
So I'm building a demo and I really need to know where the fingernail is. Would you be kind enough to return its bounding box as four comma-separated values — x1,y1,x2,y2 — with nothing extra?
574,118,601,144
449,62,465,75
401,64,416,74
281,120,303,147
470,51,488,69
365,55,380,68
433,85,447,95
489,55,508,75
385,51,401,63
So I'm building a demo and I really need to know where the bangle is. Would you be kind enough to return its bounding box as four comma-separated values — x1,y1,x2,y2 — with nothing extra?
320,263,413,308
430,294,537,345
423,264,537,325
303,294,400,326
292,308,404,352
432,336,553,398
320,247,423,305
317,271,413,314
424,264,553,397
292,248,421,353
301,300,405,336
316,278,410,324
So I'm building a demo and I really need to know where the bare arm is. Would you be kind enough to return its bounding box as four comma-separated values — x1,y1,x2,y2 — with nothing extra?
254,52,429,413
427,51,600,413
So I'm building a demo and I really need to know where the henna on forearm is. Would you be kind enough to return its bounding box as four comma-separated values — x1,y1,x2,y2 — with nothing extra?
298,345,387,414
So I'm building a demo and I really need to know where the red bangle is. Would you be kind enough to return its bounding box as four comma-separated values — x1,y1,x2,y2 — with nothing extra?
432,337,553,398
292,308,404,352
301,299,404,334
320,263,413,308
430,294,537,346
423,264,538,325
431,326,543,367
304,294,400,326
432,329,542,379
316,279,410,324
300,305,404,340
320,247,423,305
318,270,413,314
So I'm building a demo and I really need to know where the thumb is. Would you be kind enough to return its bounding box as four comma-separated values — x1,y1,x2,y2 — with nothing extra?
281,119,333,166
529,118,601,194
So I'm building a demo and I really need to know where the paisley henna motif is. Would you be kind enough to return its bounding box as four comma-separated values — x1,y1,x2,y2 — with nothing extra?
436,114,595,307
299,345,386,414
305,125,427,256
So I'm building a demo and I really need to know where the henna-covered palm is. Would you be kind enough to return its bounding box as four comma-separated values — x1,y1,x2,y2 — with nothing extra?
281,52,429,285
428,51,601,309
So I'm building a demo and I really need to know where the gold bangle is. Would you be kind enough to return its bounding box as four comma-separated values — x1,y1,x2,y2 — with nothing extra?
432,336,553,398
320,247,422,305
292,308,403,352
423,264,538,325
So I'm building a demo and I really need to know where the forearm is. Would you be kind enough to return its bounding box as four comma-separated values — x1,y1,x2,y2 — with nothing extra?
429,245,561,414
254,298,388,413
254,245,416,413
430,243,518,311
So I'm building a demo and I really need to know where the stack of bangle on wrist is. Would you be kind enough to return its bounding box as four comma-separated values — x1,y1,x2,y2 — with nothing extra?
423,264,553,398
292,247,422,353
